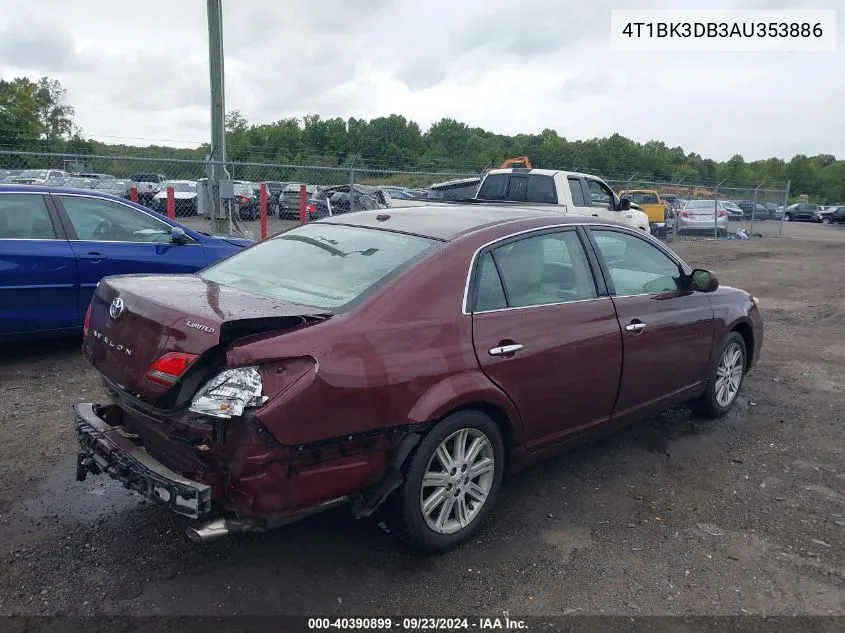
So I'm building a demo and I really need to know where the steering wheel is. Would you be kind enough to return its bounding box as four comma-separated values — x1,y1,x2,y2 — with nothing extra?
91,219,113,240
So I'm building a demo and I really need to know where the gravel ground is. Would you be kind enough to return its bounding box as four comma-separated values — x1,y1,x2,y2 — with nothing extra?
0,222,843,617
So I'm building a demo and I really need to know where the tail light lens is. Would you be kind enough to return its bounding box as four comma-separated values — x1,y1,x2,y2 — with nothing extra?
680,211,692,218
144,352,199,387
306,203,317,214
237,195,250,204
83,305,92,337
718,210,728,217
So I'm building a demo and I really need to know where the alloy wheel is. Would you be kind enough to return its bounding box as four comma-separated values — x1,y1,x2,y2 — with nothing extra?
715,342,744,408
419,428,495,535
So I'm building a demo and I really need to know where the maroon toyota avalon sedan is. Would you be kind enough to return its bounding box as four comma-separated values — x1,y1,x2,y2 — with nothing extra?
75,205,763,551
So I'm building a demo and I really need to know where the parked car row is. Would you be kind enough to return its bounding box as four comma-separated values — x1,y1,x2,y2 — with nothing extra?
778,202,845,224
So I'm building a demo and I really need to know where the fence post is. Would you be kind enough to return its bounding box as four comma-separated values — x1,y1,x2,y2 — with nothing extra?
299,183,307,224
130,186,139,204
751,181,765,235
166,186,175,220
672,176,687,237
714,179,726,238
260,182,268,240
348,167,356,213
779,180,791,237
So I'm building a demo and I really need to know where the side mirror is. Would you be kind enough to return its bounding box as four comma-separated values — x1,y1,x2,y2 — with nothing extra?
619,197,631,211
171,226,189,245
690,268,719,292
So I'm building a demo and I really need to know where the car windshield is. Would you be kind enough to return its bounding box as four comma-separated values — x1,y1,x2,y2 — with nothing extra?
200,223,440,309
131,174,160,182
233,184,254,195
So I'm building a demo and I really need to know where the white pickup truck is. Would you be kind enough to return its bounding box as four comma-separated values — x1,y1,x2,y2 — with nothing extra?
473,168,650,232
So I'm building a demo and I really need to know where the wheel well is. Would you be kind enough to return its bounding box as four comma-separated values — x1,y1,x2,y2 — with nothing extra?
732,322,755,369
438,402,515,465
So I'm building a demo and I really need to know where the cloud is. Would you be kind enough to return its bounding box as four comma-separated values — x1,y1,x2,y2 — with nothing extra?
0,0,842,160
0,8,95,73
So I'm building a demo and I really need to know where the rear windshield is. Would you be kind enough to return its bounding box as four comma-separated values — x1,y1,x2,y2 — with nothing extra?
686,200,720,209
131,174,161,182
199,223,440,310
477,174,557,203
627,192,659,204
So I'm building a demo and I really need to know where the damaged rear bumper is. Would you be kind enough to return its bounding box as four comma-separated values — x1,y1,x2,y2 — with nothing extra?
74,402,212,519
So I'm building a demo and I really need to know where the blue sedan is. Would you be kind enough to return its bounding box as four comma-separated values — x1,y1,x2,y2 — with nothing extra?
0,184,253,340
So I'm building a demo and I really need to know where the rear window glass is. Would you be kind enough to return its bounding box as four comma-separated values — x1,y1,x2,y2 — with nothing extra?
628,192,659,204
477,174,556,203
131,174,160,182
199,224,440,310
686,201,720,209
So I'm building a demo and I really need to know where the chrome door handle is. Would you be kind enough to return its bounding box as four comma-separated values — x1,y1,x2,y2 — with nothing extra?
489,344,523,356
625,322,647,332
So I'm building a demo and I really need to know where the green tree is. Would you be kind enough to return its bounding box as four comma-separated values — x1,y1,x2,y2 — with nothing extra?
0,77,44,148
34,77,76,144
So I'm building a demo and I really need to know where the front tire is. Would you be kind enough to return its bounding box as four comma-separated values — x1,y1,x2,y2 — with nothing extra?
783,213,792,221
691,332,747,419
387,410,505,552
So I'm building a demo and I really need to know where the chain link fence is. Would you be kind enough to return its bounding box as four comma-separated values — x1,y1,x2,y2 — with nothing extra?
1,149,792,241
606,177,791,242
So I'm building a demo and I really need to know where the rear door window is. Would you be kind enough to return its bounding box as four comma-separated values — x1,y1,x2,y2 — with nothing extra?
568,177,587,206
0,194,58,240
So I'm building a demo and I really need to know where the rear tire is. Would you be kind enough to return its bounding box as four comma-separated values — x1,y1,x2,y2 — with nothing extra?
691,332,747,419
386,410,505,553
783,213,792,221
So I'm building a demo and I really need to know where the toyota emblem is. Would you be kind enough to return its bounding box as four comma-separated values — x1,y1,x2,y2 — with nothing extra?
109,298,125,319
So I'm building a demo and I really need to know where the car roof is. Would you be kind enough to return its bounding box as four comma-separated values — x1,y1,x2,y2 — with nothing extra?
484,167,600,179
317,204,621,241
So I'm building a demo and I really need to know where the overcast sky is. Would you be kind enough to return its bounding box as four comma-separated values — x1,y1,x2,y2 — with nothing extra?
0,0,842,162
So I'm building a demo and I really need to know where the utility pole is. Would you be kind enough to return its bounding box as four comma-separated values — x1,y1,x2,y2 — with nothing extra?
206,0,234,235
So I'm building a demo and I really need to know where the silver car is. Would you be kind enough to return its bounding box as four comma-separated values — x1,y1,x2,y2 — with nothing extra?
677,200,729,235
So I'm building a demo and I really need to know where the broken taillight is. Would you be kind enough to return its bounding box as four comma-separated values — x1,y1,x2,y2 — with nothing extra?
83,305,92,337
144,352,199,387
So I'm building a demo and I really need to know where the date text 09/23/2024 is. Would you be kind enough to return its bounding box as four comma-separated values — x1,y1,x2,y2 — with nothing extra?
307,617,527,630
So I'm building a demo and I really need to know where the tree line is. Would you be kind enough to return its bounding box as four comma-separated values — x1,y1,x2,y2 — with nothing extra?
1,76,843,202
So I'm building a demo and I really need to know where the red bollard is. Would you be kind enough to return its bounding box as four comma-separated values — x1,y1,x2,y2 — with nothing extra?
166,186,175,220
299,183,307,224
259,183,268,240
130,186,139,204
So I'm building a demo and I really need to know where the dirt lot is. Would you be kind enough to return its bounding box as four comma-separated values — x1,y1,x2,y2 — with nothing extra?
1,222,843,617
